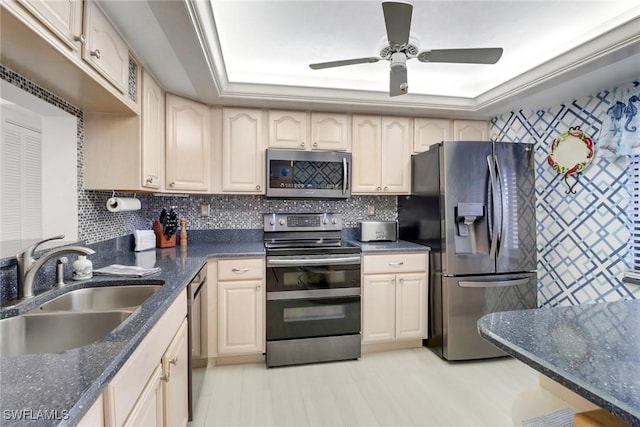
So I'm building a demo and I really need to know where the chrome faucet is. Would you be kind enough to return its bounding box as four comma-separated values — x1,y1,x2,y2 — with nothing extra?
16,235,96,299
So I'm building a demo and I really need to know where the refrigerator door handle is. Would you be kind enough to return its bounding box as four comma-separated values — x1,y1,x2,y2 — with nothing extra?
458,278,529,288
494,155,506,257
487,155,499,259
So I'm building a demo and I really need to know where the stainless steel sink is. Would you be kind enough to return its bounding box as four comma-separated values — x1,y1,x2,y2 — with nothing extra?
38,284,163,311
0,311,131,356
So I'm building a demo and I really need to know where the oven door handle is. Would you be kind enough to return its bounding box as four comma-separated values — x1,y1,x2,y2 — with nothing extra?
267,287,361,301
267,256,361,267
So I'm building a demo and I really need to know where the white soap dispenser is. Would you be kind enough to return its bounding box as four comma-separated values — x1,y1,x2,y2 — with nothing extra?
72,255,93,280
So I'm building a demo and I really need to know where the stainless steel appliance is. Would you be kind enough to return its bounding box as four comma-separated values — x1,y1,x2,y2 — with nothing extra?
398,141,538,360
266,149,351,199
358,221,398,242
187,266,206,420
264,213,362,367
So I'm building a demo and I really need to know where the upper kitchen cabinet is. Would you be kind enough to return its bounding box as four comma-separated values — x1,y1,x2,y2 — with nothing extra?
352,115,411,195
413,118,451,153
221,108,265,194
452,119,490,141
310,112,350,151
15,0,83,52
84,69,163,192
268,111,349,151
140,69,164,190
166,94,211,192
268,110,307,149
83,1,129,94
2,0,137,113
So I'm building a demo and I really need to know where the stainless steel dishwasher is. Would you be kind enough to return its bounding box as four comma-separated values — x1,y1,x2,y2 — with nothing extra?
187,266,206,421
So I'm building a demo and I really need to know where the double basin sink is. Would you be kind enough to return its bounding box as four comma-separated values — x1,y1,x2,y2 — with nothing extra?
0,283,163,356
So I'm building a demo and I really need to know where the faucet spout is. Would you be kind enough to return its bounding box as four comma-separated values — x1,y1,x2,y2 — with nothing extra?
17,240,96,300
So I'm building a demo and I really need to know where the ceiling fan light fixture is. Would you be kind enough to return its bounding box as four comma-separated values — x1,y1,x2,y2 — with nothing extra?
390,51,407,69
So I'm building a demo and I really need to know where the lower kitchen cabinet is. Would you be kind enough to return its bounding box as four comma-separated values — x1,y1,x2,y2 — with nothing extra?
103,289,187,427
206,257,266,358
362,252,428,344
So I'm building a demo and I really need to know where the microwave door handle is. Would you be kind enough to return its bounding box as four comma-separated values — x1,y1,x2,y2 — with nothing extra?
343,157,348,195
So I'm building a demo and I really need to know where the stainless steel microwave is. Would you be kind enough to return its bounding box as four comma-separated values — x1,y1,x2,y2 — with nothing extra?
266,148,351,198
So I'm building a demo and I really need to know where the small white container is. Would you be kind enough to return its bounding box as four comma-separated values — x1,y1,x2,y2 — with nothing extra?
72,255,93,281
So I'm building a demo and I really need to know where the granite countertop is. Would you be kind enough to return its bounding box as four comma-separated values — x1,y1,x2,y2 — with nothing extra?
0,236,265,427
478,300,640,426
0,231,426,426
348,239,430,253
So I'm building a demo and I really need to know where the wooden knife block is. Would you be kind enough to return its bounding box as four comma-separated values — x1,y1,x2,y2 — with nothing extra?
152,220,176,248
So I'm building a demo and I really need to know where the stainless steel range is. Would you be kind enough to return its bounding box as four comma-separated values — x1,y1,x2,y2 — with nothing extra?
264,213,362,368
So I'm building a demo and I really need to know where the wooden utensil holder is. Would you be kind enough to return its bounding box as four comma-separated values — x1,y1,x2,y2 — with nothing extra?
153,220,176,248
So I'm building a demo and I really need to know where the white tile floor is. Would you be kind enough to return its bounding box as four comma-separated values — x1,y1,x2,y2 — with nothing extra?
188,348,568,427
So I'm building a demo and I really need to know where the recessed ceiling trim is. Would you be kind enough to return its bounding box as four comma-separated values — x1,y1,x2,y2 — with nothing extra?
191,3,640,115
475,15,640,110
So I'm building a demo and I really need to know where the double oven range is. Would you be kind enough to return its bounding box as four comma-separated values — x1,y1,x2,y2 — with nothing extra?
264,213,362,368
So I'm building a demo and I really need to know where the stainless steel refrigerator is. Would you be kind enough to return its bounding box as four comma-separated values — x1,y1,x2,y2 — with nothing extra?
398,141,538,360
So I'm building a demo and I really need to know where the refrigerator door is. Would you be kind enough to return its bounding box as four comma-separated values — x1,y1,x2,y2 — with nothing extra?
439,272,537,360
442,141,495,275
493,142,537,273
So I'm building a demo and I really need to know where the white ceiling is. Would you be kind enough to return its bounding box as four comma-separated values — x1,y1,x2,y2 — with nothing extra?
100,0,640,119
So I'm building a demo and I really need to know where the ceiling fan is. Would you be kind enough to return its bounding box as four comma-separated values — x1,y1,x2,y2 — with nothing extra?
309,1,503,97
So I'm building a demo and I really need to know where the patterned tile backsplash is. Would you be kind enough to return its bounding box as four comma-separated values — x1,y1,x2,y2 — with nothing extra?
491,79,640,306
2,64,639,307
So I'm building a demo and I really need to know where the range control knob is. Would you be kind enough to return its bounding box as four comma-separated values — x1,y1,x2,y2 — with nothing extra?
323,218,329,224
332,219,338,224
269,219,275,225
279,219,286,226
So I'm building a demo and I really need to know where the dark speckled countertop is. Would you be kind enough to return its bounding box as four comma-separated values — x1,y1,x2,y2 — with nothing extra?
0,229,429,426
478,301,640,426
0,237,265,427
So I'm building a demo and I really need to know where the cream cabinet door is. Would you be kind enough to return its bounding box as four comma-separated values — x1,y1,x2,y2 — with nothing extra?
218,279,265,355
222,108,265,193
83,1,129,93
165,94,211,192
395,273,427,340
140,69,164,190
362,274,396,343
163,319,188,427
453,120,490,141
414,118,451,153
123,364,163,427
17,0,83,52
268,110,307,149
352,115,382,193
381,116,411,194
310,113,350,151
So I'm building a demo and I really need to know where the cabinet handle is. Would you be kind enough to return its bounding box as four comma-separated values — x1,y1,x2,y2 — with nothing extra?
383,186,388,191
300,142,305,147
169,356,178,366
232,268,249,273
389,262,404,267
169,182,176,187
376,186,381,191
313,142,318,147
146,177,154,184
74,35,85,44
160,372,170,382
256,184,261,190
399,278,404,283
256,285,261,290
90,49,101,59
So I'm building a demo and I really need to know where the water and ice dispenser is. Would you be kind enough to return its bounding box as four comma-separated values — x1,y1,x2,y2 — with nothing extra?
454,202,484,254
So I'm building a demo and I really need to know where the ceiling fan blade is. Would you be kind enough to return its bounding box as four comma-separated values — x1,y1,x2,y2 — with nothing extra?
309,57,380,70
382,2,413,48
417,48,504,64
389,65,408,97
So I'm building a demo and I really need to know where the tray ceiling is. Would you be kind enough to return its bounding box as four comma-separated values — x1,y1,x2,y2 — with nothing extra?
100,0,640,118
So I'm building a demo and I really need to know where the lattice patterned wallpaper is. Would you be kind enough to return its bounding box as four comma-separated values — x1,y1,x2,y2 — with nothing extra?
491,79,640,306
